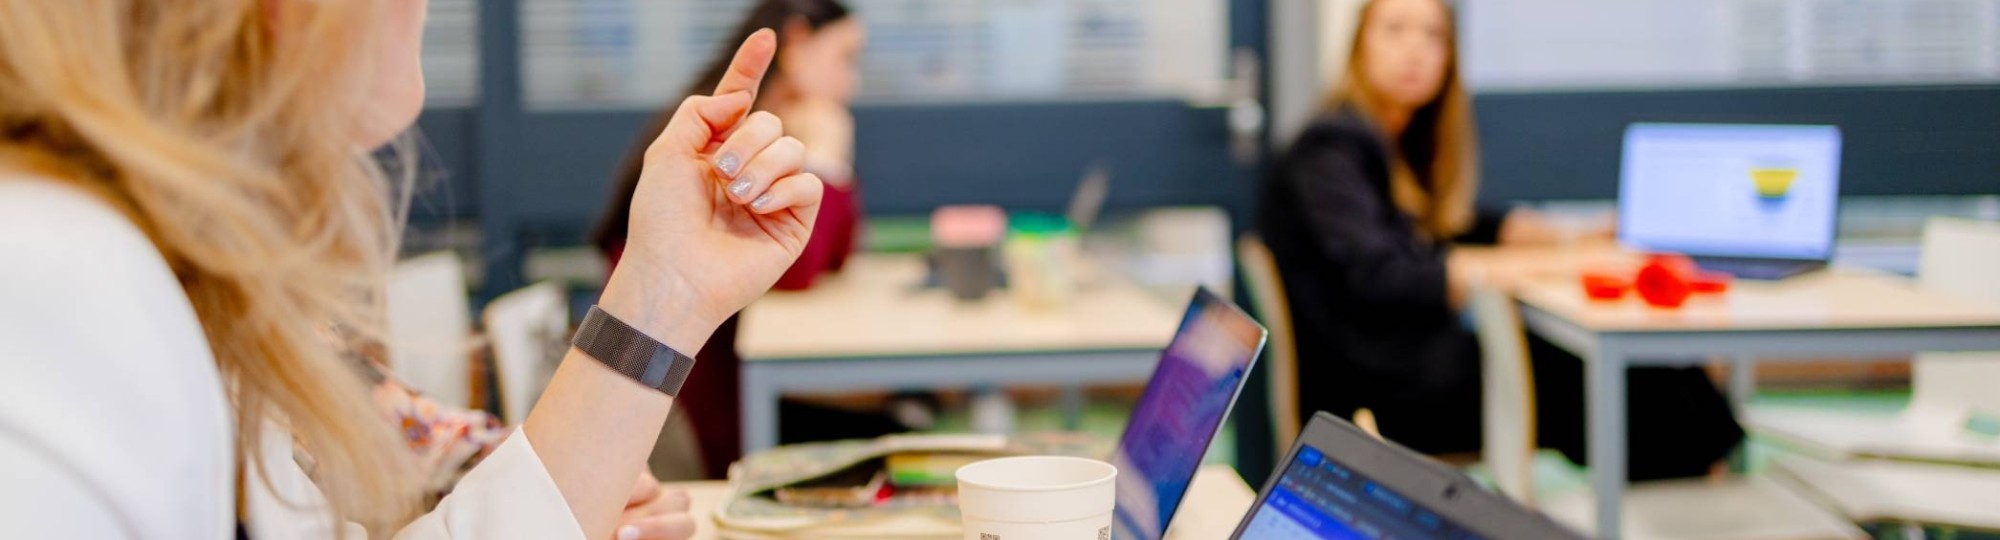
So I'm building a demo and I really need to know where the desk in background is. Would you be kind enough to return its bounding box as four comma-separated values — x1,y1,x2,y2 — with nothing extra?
736,253,1186,453
1460,246,2000,538
670,464,1257,540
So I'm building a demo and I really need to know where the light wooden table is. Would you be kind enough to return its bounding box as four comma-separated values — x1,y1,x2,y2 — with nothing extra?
1459,246,2000,538
669,464,1258,540
737,253,1187,452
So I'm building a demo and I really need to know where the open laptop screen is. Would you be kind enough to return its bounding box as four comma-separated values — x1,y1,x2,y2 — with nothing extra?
1618,123,1842,260
1237,446,1486,540
1111,288,1267,540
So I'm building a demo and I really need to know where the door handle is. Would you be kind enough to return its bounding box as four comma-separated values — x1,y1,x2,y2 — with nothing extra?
1224,47,1267,166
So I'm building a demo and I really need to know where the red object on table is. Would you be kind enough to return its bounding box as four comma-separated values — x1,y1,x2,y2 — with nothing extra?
1690,271,1732,294
1580,271,1631,300
1635,254,1698,308
1574,254,1733,309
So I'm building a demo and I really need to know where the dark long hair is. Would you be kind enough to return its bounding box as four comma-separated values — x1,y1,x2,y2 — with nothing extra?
591,0,853,256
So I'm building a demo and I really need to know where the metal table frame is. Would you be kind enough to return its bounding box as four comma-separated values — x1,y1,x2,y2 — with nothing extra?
1521,302,2000,538
740,349,1160,452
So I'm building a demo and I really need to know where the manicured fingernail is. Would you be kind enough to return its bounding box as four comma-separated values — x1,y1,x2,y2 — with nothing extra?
715,152,742,177
728,178,753,198
751,193,774,210
617,525,640,540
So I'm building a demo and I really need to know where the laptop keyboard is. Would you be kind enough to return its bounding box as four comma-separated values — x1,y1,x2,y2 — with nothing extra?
1691,256,1824,280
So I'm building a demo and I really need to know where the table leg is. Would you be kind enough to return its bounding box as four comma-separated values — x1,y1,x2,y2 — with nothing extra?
1061,384,1085,430
1588,342,1628,539
1728,355,1756,474
741,364,779,453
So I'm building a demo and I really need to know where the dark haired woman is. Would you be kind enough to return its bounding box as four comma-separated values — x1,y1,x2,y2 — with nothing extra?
592,0,877,479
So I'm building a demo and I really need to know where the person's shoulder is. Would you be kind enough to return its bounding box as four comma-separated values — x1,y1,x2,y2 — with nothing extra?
0,174,157,262
0,169,215,359
1292,109,1385,151
0,172,213,363
0,174,234,537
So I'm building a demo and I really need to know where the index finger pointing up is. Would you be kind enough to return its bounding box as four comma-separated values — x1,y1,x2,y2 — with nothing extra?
714,28,777,102
644,29,779,161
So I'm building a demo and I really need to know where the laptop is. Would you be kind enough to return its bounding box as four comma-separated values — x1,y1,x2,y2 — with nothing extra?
1111,287,1268,540
1617,123,1844,280
1066,161,1112,234
1230,412,1585,540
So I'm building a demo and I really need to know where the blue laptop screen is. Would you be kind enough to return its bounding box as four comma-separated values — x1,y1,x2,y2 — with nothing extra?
1617,123,1843,260
1237,446,1486,540
1111,290,1266,540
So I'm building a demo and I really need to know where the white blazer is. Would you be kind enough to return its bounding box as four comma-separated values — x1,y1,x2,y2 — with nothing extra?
0,176,584,539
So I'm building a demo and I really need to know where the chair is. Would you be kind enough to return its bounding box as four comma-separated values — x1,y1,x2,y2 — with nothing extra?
387,251,478,409
1749,217,2000,465
1469,288,1538,506
1236,235,1302,454
481,281,567,425
1469,287,1863,539
1239,234,1472,464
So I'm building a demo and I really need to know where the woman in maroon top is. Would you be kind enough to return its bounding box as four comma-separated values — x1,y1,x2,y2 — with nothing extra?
592,0,874,479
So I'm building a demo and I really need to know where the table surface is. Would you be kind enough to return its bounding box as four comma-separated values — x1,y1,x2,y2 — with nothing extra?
738,253,1187,360
1454,245,2000,332
671,463,1259,540
1461,243,2000,538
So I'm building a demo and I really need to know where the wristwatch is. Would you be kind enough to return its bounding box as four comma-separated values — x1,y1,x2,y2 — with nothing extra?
570,306,698,396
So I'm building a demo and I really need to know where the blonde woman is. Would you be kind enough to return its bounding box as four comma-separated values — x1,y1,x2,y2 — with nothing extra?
1257,0,1742,479
0,1,822,539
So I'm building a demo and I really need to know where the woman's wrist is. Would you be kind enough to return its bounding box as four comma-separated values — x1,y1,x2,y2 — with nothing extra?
596,262,722,357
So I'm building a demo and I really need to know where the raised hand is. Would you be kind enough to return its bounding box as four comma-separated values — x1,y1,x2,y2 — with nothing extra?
598,29,824,350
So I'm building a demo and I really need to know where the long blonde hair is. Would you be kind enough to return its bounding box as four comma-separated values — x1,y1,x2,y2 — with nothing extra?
0,0,421,530
1322,0,1480,239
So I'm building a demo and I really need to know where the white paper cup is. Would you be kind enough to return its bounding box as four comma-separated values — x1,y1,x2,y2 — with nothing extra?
956,456,1117,540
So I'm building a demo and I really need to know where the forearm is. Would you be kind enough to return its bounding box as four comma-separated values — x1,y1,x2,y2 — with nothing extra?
1497,210,1561,246
521,268,721,539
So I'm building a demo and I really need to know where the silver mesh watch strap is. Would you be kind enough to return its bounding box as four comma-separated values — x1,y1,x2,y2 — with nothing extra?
571,306,697,397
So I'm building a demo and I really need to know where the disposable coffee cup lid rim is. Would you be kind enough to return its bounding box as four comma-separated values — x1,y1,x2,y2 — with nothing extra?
956,455,1116,492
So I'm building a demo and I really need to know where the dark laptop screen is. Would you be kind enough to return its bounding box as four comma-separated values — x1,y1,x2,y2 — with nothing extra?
1237,445,1486,540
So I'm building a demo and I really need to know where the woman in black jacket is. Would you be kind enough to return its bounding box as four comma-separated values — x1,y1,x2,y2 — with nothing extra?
1260,0,1743,480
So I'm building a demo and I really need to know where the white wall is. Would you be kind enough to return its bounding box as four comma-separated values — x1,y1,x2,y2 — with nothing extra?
1269,0,1368,148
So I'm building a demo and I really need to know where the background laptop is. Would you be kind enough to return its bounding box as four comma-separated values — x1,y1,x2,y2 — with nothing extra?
1617,123,1844,280
1231,412,1584,540
1067,161,1112,234
1111,287,1268,540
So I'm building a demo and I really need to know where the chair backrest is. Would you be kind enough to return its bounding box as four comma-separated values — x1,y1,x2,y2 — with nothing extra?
387,251,474,409
482,281,569,425
1469,287,1537,506
1913,218,2000,417
1236,234,1303,453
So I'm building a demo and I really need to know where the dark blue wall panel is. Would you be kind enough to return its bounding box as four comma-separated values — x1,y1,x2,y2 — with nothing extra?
450,100,1255,235
853,101,1252,216
410,109,477,224
1475,85,2000,205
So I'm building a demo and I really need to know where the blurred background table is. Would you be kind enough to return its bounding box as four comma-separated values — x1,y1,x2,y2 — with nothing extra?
1459,243,2000,538
736,252,1187,452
